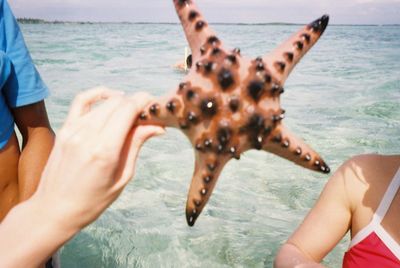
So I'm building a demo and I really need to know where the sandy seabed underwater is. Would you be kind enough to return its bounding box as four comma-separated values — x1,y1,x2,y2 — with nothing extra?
21,22,400,267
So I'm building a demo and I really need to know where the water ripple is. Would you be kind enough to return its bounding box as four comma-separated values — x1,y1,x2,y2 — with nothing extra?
20,23,400,267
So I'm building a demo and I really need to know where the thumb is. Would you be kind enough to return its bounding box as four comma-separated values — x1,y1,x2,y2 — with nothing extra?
112,125,165,191
132,125,166,147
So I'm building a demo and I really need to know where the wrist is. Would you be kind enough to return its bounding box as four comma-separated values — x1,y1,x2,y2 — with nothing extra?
29,193,80,240
0,196,79,267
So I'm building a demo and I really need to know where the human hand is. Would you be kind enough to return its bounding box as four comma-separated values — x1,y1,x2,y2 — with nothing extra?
32,87,165,232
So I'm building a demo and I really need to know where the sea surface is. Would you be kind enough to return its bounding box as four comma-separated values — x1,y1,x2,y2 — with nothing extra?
21,22,400,267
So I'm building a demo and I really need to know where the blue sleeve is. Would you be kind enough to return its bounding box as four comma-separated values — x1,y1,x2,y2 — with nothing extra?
0,0,49,108
0,51,14,149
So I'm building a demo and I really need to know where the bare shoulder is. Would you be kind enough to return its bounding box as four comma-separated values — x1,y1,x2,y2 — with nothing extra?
341,154,400,184
335,154,400,211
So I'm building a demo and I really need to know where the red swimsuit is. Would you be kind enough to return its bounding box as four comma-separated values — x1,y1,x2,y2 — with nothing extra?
343,168,400,268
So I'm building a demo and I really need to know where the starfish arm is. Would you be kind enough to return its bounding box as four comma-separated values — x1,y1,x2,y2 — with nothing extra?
262,15,329,84
185,153,230,226
173,0,222,60
137,89,187,129
263,124,330,174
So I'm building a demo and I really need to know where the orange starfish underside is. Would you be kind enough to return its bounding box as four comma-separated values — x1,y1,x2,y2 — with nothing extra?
138,0,330,226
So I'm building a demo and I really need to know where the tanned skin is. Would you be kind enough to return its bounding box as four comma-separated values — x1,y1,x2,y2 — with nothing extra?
0,132,19,219
0,100,54,221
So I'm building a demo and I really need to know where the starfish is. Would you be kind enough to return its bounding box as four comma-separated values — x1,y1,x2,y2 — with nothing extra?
138,0,330,226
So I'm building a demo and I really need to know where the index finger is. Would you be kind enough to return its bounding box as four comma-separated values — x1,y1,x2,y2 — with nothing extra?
66,87,124,123
92,92,157,153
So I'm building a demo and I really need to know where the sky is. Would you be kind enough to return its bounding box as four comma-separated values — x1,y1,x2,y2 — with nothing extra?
9,0,400,25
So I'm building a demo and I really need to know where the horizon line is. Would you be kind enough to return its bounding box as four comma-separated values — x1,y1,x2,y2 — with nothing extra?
17,18,400,27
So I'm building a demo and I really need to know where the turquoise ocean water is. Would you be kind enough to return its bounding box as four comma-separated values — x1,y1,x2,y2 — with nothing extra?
21,22,400,267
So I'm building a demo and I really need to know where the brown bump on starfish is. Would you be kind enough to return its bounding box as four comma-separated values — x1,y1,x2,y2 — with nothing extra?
272,113,284,123
149,104,160,116
207,162,217,172
272,134,282,143
248,80,266,102
284,52,294,63
179,82,188,91
218,68,235,90
271,83,280,92
229,97,240,112
200,188,208,196
264,126,272,136
282,139,290,148
246,114,265,133
187,111,198,124
203,175,212,183
175,0,191,8
264,74,272,84
295,147,302,156
217,127,232,152
200,46,206,55
195,61,203,70
231,147,241,160
186,89,196,101
226,54,237,64
200,98,218,118
233,47,241,55
207,36,220,46
245,114,267,150
295,41,304,50
301,33,311,44
211,47,221,56
195,143,203,152
254,135,264,150
204,138,213,148
320,164,331,174
188,215,195,226
188,10,199,21
271,84,285,96
166,100,177,113
194,199,201,207
196,20,206,31
204,61,215,73
139,112,147,120
275,61,286,73
179,119,190,130
256,61,265,71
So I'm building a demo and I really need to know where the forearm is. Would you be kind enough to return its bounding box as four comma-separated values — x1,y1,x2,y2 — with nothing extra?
274,243,325,268
0,196,77,267
18,127,55,201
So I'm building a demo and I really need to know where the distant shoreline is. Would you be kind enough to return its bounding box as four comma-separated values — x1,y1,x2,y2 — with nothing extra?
16,18,399,27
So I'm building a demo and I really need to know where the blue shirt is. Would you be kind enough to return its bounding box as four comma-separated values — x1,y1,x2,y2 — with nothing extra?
0,0,49,149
